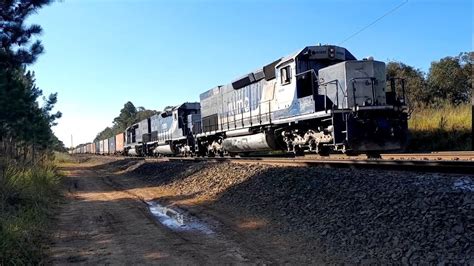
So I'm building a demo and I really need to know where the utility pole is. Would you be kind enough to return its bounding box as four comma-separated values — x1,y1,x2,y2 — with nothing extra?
71,134,73,149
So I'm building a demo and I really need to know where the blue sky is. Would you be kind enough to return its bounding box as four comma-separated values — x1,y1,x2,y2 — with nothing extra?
27,0,472,146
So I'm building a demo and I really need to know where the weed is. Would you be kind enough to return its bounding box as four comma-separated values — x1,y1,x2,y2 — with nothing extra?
408,103,472,151
0,161,61,264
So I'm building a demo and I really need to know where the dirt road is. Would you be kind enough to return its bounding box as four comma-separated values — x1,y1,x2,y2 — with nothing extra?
49,162,274,264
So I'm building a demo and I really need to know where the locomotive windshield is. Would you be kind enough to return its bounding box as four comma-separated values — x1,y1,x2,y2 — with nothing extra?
295,45,356,99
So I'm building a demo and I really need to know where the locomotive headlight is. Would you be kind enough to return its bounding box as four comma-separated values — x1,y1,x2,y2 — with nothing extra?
329,48,335,58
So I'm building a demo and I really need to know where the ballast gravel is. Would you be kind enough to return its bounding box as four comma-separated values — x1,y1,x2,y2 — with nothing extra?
127,160,473,264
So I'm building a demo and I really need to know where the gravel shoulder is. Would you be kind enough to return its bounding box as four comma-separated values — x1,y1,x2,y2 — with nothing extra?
50,156,473,264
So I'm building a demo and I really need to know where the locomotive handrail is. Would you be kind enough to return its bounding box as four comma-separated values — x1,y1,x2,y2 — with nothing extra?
295,69,318,79
319,79,348,110
387,77,407,105
296,68,320,106
219,99,273,132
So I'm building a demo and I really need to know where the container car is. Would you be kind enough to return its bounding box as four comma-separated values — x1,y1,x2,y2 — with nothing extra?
115,132,125,154
95,141,100,154
103,138,109,155
99,140,104,155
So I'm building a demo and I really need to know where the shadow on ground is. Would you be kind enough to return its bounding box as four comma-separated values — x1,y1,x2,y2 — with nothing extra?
60,156,472,264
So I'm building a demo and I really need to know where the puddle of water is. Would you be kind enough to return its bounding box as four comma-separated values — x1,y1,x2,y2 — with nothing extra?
453,177,474,192
146,201,214,235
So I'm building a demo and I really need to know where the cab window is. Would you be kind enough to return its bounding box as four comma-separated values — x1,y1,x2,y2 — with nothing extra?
280,65,291,85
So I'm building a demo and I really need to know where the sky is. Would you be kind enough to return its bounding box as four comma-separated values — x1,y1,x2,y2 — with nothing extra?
26,0,472,147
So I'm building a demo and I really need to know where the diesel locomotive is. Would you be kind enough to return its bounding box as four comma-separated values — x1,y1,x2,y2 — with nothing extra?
74,44,408,156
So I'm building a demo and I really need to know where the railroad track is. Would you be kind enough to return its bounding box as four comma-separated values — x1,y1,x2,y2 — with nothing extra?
380,151,474,161
160,154,474,174
88,151,474,174
298,151,474,161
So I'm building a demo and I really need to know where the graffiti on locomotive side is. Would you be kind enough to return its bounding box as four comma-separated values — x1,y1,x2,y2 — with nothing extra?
225,83,263,116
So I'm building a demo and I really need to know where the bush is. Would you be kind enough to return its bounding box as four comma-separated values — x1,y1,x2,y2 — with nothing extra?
0,161,61,264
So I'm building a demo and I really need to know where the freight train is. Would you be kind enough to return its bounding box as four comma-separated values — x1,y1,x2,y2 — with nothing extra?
72,44,408,156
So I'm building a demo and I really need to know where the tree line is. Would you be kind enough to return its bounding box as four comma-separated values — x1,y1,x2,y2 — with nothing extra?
93,101,158,142
1,0,64,163
387,52,472,108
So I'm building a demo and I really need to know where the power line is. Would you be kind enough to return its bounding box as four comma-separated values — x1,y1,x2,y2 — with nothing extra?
339,0,408,45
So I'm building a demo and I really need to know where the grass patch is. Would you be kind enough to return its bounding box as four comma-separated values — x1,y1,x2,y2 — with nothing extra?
53,151,78,165
53,151,74,163
408,103,472,151
0,160,62,264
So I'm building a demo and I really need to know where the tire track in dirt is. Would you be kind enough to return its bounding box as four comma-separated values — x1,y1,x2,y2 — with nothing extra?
49,164,269,264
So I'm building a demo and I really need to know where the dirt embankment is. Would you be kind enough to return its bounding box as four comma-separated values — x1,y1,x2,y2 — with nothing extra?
51,156,473,264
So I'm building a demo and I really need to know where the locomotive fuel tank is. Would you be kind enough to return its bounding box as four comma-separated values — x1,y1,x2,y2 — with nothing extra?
128,148,138,156
222,132,277,152
153,144,175,155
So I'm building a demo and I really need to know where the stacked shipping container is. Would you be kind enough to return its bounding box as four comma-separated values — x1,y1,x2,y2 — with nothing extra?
99,140,104,154
116,133,125,154
103,138,109,154
108,136,116,154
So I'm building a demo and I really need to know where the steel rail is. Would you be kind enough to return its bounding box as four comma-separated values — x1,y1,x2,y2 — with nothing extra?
162,157,474,175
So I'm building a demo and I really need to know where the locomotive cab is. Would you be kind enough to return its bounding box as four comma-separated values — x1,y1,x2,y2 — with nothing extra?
271,45,408,154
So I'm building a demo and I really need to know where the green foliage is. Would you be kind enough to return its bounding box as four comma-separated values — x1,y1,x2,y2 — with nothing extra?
0,0,53,67
458,52,473,92
0,2,62,262
53,151,76,164
386,61,427,108
94,101,157,142
136,106,158,122
0,161,61,264
427,55,471,105
113,101,138,131
387,51,472,107
0,63,63,161
0,0,63,161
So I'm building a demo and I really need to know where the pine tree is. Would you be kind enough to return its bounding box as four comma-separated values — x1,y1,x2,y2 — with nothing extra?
1,0,62,162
